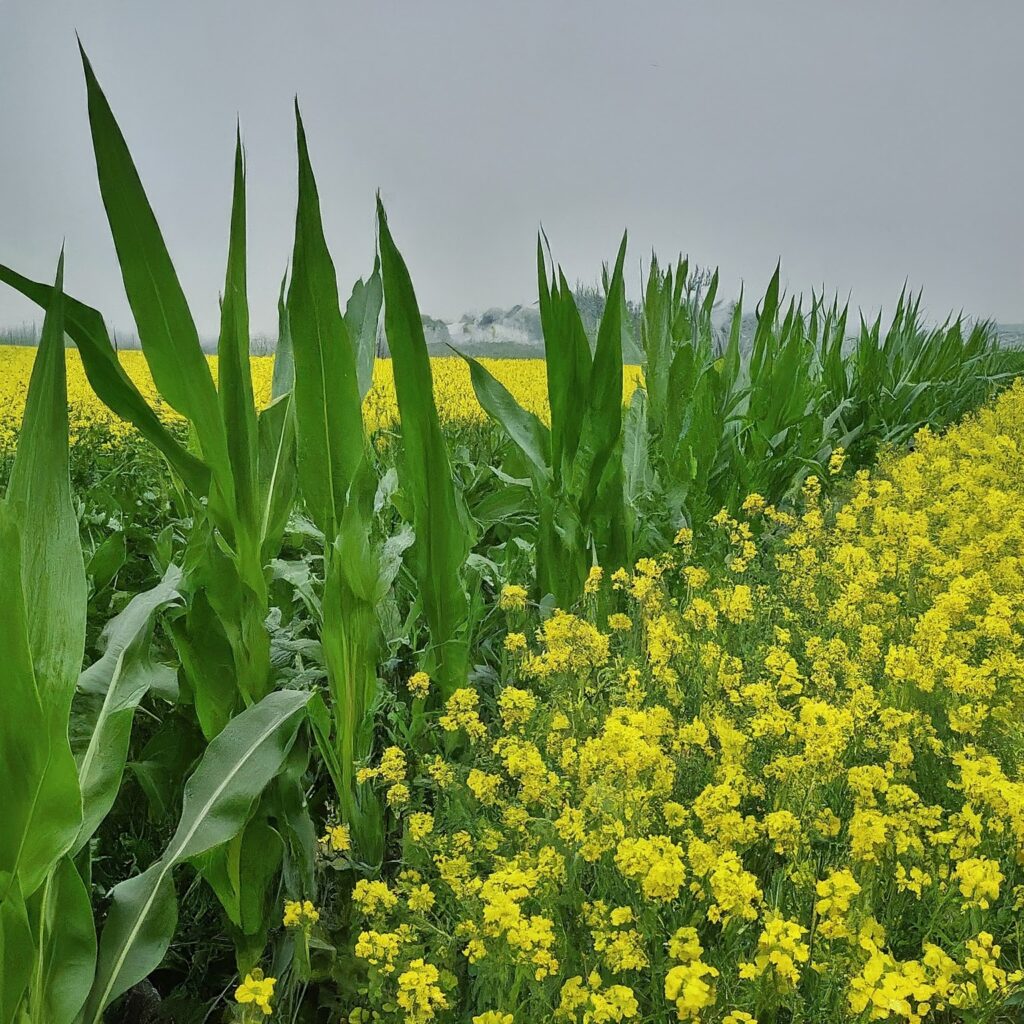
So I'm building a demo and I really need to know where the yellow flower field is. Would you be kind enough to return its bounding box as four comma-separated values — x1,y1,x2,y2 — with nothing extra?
0,344,643,447
339,380,1024,1023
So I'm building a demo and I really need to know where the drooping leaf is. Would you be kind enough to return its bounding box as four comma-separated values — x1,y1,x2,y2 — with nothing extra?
72,567,183,853
462,352,550,477
84,689,312,1020
0,264,210,496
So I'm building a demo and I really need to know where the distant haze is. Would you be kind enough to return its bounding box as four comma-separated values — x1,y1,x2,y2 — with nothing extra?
1,1,1022,339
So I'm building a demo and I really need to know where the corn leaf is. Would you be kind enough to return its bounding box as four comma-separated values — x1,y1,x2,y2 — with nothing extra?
271,269,295,400
569,233,627,524
0,507,51,897
287,105,365,539
72,567,183,853
462,353,550,477
217,130,258,538
538,241,592,483
0,263,210,496
0,878,32,1024
1,258,83,900
377,198,470,696
84,689,312,1020
32,856,96,1024
79,45,231,498
257,393,298,561
346,260,383,400
6,253,87,724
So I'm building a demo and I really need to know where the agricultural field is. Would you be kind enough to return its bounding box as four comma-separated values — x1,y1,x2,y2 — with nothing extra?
2,48,1024,1024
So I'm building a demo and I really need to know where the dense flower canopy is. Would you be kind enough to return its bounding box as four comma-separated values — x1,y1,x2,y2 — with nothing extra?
332,380,1024,1024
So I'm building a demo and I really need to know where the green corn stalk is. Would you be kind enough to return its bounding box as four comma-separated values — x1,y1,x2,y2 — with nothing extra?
0,50,309,976
639,254,742,525
639,258,845,524
284,108,395,866
0,50,297,729
462,233,628,607
637,250,1005,531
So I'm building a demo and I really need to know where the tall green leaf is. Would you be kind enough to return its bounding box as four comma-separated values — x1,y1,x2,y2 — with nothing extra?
377,198,470,696
538,240,592,482
570,232,628,519
79,45,230,497
217,129,258,538
6,252,87,725
1,257,83,900
287,105,365,539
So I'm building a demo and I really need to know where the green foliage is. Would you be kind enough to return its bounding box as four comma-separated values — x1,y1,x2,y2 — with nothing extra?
83,690,312,1021
0,47,1019,1021
464,234,629,606
636,256,1010,532
378,198,473,698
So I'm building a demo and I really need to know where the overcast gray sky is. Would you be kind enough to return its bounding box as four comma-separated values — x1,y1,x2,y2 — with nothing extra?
1,0,1022,338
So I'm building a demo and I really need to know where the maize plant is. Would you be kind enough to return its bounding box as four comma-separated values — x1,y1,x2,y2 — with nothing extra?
836,288,1005,460
640,260,850,526
284,106,391,868
281,109,474,868
463,234,629,607
0,254,311,1023
638,253,743,526
0,48,316,976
